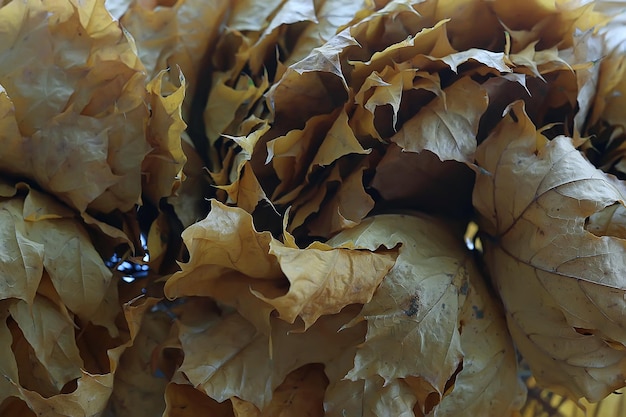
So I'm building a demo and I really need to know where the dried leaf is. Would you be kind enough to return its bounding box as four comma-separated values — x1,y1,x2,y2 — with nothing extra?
255,233,397,329
286,0,369,66
142,68,188,204
177,306,365,410
389,76,488,163
10,296,83,393
305,163,375,237
473,100,626,401
119,0,230,116
231,364,327,417
327,214,466,390
106,309,171,417
163,383,235,417
327,214,524,415
0,0,150,213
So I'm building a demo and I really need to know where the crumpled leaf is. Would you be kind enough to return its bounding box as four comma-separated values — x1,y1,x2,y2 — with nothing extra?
285,0,369,66
177,305,365,410
163,383,235,417
168,200,397,331
434,253,527,417
0,0,151,213
389,76,488,163
371,144,475,217
142,67,188,204
10,296,83,393
230,364,327,417
473,100,626,402
0,183,114,325
12,295,157,417
256,230,397,329
327,213,524,415
118,0,230,117
327,214,467,390
324,376,417,417
105,307,171,417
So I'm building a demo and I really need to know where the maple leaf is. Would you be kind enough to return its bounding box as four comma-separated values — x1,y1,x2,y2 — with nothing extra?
118,0,230,117
326,213,524,415
389,76,488,163
168,200,397,331
473,101,626,401
177,306,365,410
0,0,151,214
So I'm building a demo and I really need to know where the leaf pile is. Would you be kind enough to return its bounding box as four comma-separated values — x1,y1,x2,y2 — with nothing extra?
2,0,626,416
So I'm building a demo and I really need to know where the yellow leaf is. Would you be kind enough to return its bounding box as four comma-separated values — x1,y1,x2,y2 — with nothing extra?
473,100,626,401
327,214,466,389
177,306,365,410
20,215,112,323
350,19,453,91
254,233,397,329
0,198,45,304
120,0,230,115
10,296,83,393
164,383,235,417
390,76,488,163
327,213,524,415
436,255,527,416
143,67,188,204
174,200,282,280
204,74,270,147
0,0,150,213
166,200,284,332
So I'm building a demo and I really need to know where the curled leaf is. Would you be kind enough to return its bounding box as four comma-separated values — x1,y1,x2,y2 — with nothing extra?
473,100,626,401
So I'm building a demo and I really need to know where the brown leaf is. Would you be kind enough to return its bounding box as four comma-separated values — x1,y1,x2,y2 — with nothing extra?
142,68,188,204
231,364,327,417
305,164,375,238
163,383,234,417
255,234,397,329
177,306,365,410
285,0,370,66
473,100,626,401
106,309,171,417
370,144,475,218
0,0,150,213
389,76,488,163
119,0,230,117
10,296,83,393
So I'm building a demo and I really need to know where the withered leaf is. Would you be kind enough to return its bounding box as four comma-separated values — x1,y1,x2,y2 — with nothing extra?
327,213,524,415
473,100,626,401
256,232,397,329
389,76,488,163
177,306,365,410
0,0,150,213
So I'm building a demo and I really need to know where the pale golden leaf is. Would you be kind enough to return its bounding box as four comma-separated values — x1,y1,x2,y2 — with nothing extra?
177,307,365,410
142,67,188,204
254,234,397,329
473,100,626,401
163,383,235,417
10,296,83,392
390,76,488,163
